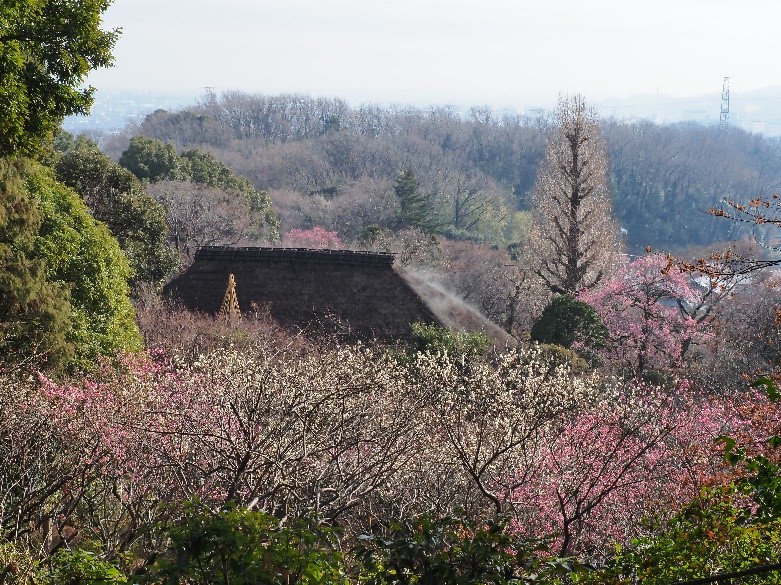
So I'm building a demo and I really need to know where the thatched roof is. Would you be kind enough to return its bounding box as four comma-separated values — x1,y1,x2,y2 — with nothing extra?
164,246,515,347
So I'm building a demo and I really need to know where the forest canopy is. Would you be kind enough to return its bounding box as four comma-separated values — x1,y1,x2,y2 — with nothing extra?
115,91,781,253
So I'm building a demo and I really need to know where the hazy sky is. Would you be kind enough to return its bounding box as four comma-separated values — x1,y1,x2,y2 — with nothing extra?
88,0,780,110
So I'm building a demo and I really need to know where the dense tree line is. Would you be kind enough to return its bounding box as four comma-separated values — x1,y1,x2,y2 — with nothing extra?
6,2,781,582
107,91,781,253
115,135,280,259
0,0,145,372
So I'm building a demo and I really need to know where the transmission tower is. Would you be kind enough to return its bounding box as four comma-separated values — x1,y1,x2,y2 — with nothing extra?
720,76,730,127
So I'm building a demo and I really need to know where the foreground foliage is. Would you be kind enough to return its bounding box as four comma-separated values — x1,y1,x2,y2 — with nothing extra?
356,514,578,585
2,329,771,580
582,487,781,585
2,292,781,583
0,0,117,156
0,158,141,370
151,503,346,585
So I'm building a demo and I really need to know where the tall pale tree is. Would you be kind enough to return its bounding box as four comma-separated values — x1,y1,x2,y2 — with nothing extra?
529,95,622,294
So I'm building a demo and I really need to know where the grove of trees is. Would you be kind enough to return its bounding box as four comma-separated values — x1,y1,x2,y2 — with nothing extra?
105,90,781,253
6,1,781,582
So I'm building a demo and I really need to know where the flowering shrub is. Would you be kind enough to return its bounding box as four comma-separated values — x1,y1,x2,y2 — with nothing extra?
284,226,342,249
509,380,742,556
579,254,703,374
0,373,100,546
11,335,776,566
37,345,418,551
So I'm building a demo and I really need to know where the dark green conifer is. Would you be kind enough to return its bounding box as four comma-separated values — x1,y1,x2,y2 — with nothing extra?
0,159,73,369
393,169,437,233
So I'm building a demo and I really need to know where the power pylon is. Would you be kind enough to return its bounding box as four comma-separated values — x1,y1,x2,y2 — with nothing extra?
720,77,730,127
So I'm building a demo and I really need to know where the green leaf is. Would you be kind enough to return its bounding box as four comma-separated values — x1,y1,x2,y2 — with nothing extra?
751,376,781,402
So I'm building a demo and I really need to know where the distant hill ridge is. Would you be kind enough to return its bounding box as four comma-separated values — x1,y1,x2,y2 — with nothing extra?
74,91,781,252
65,86,781,136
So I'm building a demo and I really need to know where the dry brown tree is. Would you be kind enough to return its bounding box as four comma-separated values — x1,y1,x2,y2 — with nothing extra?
529,95,623,295
674,194,781,276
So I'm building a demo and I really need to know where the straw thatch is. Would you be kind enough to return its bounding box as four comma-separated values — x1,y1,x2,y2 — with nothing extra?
217,273,241,320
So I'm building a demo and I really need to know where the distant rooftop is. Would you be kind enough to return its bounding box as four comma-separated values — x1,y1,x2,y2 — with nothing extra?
194,246,395,267
165,245,515,347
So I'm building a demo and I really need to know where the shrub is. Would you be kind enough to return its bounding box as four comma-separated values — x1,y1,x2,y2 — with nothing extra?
530,295,607,359
410,321,491,358
356,513,578,585
48,550,126,585
151,502,346,585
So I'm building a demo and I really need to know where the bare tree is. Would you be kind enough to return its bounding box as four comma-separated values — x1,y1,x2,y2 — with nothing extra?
146,180,260,260
529,95,622,294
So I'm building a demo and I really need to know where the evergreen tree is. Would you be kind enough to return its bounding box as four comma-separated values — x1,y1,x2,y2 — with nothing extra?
394,169,436,232
0,159,73,369
118,136,190,183
54,136,178,286
0,0,117,156
1,159,141,371
28,161,142,368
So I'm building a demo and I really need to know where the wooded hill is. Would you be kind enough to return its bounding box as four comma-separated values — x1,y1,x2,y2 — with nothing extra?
104,92,781,253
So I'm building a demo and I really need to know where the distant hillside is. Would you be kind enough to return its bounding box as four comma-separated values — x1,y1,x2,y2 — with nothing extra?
602,86,781,137
65,86,781,137
75,91,781,253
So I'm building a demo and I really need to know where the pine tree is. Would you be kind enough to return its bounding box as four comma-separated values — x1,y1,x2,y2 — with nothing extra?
394,169,437,232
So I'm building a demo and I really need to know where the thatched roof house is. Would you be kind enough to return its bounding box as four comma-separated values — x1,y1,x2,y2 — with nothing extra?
164,246,515,346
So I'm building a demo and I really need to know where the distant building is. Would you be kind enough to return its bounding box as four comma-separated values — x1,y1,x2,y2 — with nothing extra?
164,246,515,347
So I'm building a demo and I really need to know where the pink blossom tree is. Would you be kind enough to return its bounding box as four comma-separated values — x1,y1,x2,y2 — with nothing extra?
284,226,342,249
36,345,419,557
579,254,703,374
509,381,740,557
409,347,744,558
0,375,101,549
